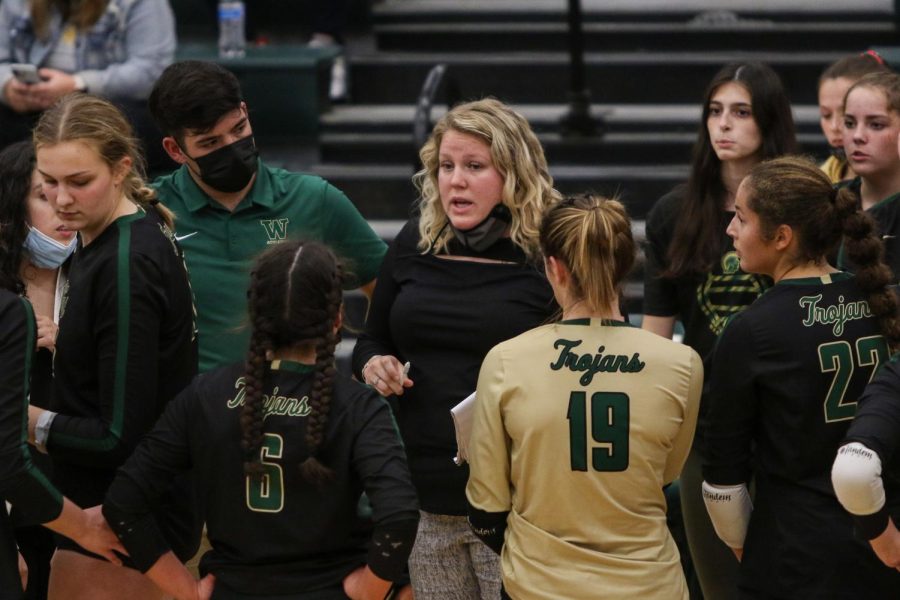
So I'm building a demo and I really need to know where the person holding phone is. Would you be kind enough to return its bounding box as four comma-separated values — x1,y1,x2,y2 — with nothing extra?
0,0,175,168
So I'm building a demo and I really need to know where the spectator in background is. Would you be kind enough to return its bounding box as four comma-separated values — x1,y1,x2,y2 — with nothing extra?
148,60,386,373
817,51,890,183
0,0,175,169
836,71,900,279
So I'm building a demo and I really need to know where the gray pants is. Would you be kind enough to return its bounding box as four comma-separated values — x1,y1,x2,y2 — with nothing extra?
408,511,501,600
680,447,741,600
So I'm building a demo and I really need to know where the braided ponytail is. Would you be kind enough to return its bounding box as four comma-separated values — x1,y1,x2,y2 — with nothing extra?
241,269,275,475
834,187,900,349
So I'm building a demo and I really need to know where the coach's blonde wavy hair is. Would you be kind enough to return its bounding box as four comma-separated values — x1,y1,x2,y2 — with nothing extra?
414,98,561,260
539,194,634,314
33,93,174,228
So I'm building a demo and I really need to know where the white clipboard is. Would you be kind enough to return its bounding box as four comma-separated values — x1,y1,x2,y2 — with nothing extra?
450,392,476,466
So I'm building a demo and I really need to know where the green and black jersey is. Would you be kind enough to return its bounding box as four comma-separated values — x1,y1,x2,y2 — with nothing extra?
104,361,419,597
704,272,899,597
0,290,62,600
0,289,62,523
49,208,197,523
836,177,900,281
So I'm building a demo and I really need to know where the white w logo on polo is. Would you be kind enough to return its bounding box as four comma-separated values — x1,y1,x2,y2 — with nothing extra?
260,218,290,244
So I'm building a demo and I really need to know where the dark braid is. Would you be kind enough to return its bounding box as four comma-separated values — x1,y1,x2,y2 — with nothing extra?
240,240,344,483
298,266,342,485
833,187,900,350
746,156,900,350
240,269,276,475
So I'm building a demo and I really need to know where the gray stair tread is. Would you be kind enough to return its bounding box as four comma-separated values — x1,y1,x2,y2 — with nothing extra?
376,0,891,15
322,104,821,126
375,21,893,33
352,49,846,65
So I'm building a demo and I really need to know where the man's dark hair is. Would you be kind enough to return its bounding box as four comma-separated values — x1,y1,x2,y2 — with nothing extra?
148,61,243,143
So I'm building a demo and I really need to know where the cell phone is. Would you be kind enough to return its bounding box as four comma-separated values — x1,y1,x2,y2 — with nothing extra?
10,63,41,84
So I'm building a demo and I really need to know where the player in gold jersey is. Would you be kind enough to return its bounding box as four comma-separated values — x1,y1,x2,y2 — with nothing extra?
466,194,703,600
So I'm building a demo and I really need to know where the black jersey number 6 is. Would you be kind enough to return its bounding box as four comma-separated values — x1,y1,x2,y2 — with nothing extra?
818,335,889,423
245,433,285,513
566,391,630,472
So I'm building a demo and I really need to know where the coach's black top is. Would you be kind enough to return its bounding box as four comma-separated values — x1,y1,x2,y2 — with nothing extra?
48,209,198,560
644,187,769,447
836,177,900,281
351,218,556,515
705,272,899,598
842,356,900,539
0,290,62,524
104,361,419,597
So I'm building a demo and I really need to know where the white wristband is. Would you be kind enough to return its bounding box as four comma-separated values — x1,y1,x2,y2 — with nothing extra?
702,480,753,549
832,442,886,516
34,410,58,454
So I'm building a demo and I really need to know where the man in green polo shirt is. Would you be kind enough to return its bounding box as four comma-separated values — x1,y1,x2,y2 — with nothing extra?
148,60,386,372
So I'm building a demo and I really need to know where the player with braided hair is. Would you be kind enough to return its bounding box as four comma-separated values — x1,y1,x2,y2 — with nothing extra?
702,156,900,598
103,240,419,600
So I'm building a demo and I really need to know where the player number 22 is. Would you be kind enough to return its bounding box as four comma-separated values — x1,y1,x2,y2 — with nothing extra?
819,336,889,423
566,391,630,472
246,433,285,513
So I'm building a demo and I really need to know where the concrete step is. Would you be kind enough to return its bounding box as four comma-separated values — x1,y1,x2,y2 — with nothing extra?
373,0,893,24
320,103,823,134
320,130,828,165
374,21,896,53
347,50,843,104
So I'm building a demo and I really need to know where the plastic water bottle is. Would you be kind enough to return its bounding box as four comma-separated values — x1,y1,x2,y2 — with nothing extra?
218,0,246,59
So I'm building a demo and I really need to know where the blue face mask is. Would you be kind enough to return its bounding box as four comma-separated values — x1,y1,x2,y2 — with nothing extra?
24,226,77,269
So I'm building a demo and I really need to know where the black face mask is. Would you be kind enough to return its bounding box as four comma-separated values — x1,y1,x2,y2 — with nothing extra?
450,203,512,252
188,135,259,193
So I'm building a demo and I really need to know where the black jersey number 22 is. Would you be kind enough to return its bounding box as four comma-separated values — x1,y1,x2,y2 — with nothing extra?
567,391,630,472
819,335,889,423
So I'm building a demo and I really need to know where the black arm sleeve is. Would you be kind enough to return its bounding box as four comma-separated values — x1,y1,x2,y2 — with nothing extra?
467,505,509,555
0,294,63,524
102,381,196,572
351,222,413,379
48,253,168,467
642,192,680,317
351,392,419,581
703,314,758,486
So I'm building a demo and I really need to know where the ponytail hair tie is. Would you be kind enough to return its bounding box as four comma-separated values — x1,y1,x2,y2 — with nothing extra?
861,50,886,65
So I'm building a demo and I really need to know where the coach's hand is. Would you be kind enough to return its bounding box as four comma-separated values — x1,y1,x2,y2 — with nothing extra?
362,355,413,397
